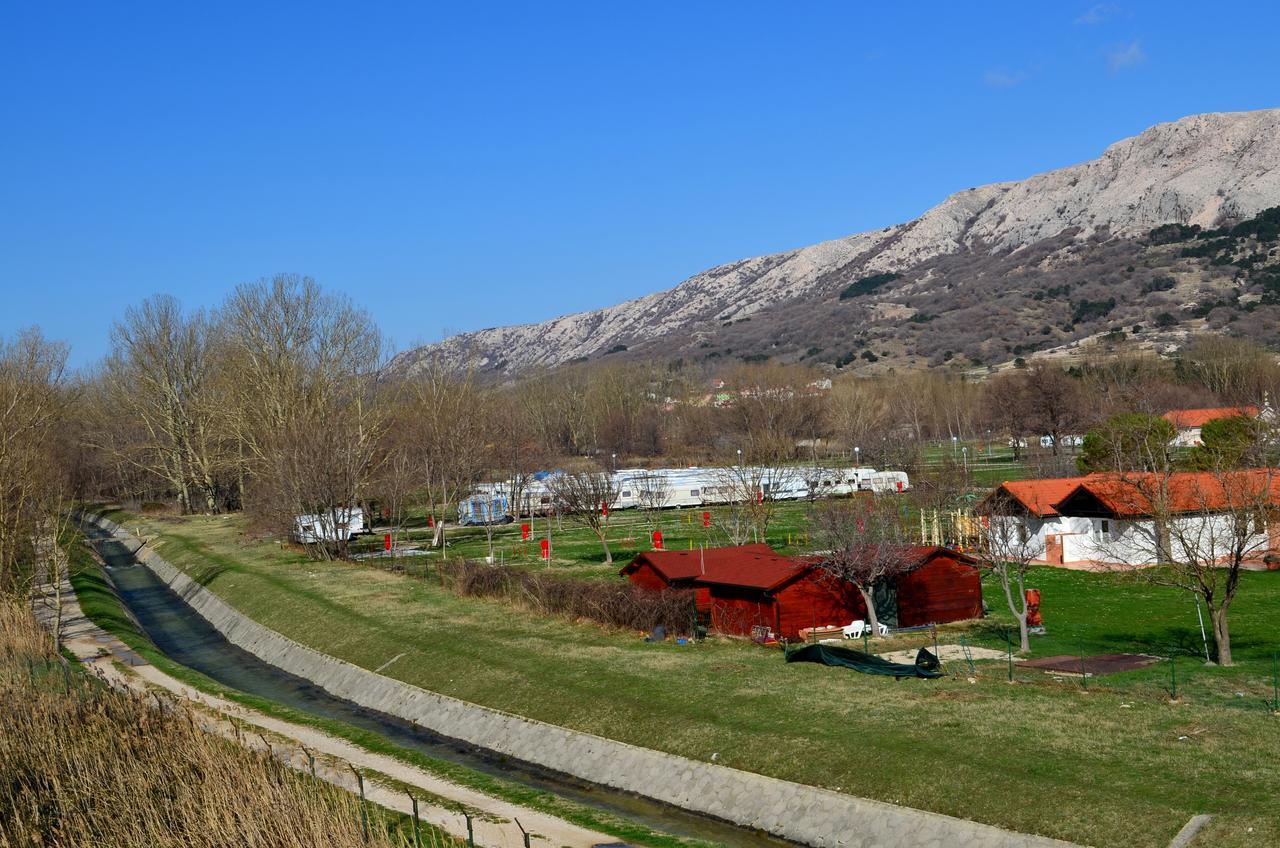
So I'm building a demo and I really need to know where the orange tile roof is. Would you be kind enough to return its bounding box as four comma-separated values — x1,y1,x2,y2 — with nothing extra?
1162,406,1259,429
1059,470,1280,517
988,477,1089,517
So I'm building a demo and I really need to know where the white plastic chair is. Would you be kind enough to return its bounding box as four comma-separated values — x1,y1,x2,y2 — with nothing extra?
876,622,889,636
841,620,866,639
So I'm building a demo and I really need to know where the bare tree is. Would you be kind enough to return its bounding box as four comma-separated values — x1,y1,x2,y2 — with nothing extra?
0,329,71,595
810,497,915,636
976,492,1040,653
97,295,228,514
548,470,621,564
711,462,798,546
634,471,671,532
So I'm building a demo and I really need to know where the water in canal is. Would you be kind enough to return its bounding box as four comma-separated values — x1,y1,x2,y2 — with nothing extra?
86,527,794,848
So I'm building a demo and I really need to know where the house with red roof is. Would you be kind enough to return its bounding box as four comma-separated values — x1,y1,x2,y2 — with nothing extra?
1162,405,1263,447
621,544,981,639
982,471,1280,569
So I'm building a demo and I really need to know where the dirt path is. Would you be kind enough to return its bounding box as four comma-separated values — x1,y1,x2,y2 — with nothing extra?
34,574,620,848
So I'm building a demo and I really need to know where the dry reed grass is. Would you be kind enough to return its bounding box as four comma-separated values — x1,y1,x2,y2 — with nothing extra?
0,602,449,848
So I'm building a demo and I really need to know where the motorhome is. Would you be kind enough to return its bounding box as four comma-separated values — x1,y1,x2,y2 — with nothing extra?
293,507,366,544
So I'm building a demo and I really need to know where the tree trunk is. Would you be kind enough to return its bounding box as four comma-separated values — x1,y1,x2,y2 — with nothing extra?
600,535,612,565
858,586,879,637
1210,604,1234,666
1017,612,1030,653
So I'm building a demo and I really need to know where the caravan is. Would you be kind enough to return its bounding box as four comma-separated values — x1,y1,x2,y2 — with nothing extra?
293,507,366,544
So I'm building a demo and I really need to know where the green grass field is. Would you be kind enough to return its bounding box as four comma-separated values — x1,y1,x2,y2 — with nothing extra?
93,507,1280,848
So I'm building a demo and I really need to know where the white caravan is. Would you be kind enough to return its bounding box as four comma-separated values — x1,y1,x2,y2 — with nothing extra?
293,507,366,544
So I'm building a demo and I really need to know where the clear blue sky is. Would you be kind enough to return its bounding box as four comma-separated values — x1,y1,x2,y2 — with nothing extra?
3,2,1278,367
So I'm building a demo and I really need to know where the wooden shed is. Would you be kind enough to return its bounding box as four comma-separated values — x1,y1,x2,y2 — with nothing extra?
892,546,984,628
622,544,983,639
621,545,862,639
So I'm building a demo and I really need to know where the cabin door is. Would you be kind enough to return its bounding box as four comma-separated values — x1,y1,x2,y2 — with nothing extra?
1044,534,1064,565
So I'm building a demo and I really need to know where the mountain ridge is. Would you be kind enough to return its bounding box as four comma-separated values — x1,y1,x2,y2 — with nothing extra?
395,108,1280,375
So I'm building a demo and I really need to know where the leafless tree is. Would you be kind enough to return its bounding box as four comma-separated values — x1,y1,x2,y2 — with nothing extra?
810,497,915,636
976,492,1040,653
548,470,621,564
634,471,671,532
0,329,71,595
710,461,799,545
97,295,228,513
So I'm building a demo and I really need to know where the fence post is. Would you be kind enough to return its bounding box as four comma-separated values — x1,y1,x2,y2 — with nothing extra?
407,792,420,848
1273,652,1278,712
465,813,474,847
515,817,532,848
1079,648,1088,691
349,765,369,844
1005,630,1014,683
1169,653,1177,701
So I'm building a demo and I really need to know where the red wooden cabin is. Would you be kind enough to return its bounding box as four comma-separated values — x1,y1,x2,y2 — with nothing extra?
622,544,982,638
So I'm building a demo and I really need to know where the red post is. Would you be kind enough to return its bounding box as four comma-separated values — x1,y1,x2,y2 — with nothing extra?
896,481,904,492
601,501,609,517
383,533,392,551
426,514,435,528
521,523,530,541
652,530,664,550
702,511,710,528
540,538,550,560
756,490,764,505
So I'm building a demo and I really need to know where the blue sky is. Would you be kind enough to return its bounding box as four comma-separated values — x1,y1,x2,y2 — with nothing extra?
3,2,1278,367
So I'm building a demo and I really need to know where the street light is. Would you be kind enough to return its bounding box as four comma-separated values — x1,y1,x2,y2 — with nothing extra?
736,448,742,465
962,446,969,475
854,446,860,466
951,435,958,458
611,452,617,472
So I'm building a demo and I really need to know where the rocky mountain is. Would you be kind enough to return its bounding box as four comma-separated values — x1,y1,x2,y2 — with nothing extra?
395,109,1280,376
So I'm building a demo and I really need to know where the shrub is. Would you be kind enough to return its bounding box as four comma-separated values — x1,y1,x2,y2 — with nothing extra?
438,560,696,633
839,272,901,300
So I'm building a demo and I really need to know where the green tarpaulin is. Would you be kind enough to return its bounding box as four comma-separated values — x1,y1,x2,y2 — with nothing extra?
785,644,944,678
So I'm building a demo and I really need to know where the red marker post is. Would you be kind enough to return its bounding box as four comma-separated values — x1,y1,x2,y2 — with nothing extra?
383,533,392,552
652,530,664,550
702,511,710,528
426,514,435,528
521,523,530,541
540,538,550,560
601,501,609,517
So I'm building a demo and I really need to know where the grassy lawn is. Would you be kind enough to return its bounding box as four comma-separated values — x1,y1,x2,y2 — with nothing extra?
99,509,1280,848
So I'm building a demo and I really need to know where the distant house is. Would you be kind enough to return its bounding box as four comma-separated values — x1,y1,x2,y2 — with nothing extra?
1162,406,1261,447
621,544,982,638
982,471,1280,569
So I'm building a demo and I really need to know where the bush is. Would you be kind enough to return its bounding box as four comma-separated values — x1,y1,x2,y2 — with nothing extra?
838,272,901,300
438,560,695,633
1070,297,1116,324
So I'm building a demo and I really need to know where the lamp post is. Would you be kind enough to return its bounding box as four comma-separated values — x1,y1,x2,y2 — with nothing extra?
951,434,958,458
736,448,742,465
611,452,617,472
962,446,969,476
854,446,860,466
986,429,992,458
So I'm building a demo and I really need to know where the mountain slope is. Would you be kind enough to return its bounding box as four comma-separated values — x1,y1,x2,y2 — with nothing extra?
396,109,1280,375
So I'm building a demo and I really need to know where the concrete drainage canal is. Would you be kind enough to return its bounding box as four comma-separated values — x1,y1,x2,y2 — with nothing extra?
88,529,795,848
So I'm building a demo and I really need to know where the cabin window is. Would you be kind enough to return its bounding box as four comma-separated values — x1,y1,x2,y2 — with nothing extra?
301,524,314,534
1017,524,1029,545
689,489,700,497
621,490,631,498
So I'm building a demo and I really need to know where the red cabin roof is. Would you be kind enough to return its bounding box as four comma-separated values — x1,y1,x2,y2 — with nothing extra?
622,544,818,591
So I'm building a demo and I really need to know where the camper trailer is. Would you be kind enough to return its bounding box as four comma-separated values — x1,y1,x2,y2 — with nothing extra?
293,506,366,544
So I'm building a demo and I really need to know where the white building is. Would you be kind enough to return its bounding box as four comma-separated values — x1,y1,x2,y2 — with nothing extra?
982,471,1280,570
1162,405,1264,448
